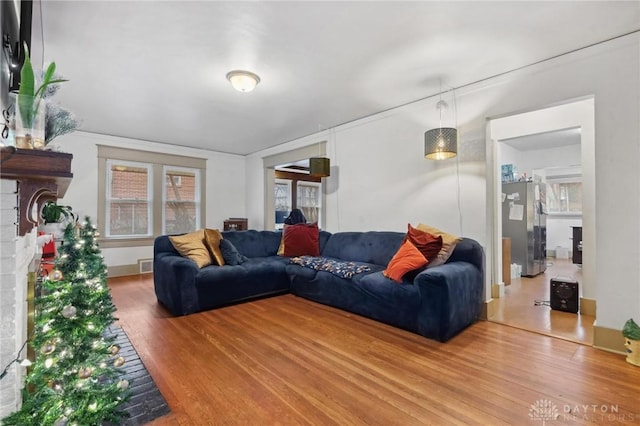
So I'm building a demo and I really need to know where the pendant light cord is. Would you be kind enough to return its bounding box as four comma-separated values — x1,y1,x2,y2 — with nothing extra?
452,87,463,236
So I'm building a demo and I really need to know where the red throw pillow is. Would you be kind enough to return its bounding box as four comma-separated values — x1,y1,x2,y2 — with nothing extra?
280,223,320,257
383,240,428,283
404,223,443,262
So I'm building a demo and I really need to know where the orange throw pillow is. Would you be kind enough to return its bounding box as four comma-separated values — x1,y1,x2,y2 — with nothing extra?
383,240,428,283
404,223,443,262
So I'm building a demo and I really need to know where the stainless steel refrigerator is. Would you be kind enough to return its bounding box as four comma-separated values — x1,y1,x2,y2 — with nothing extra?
502,181,547,277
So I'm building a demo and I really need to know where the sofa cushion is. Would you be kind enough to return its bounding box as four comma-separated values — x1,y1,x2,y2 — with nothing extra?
278,223,320,257
416,223,462,267
204,228,225,265
169,230,211,268
290,256,372,279
321,231,404,266
383,240,427,283
195,256,290,311
220,239,248,265
222,230,283,258
290,267,420,332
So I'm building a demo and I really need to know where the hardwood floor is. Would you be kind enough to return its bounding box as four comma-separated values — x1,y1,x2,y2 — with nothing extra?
108,274,640,425
489,258,594,345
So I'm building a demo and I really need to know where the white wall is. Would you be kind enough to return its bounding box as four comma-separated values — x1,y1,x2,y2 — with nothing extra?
55,131,246,267
247,33,640,332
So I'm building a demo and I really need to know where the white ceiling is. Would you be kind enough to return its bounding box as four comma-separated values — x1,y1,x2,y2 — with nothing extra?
36,1,639,155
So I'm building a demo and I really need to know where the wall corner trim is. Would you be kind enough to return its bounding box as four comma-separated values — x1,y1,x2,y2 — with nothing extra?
593,325,626,355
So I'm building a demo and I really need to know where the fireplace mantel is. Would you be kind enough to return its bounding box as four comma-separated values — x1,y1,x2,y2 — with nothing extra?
0,147,73,236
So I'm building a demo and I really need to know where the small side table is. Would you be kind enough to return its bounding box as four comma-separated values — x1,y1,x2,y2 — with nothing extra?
224,218,248,231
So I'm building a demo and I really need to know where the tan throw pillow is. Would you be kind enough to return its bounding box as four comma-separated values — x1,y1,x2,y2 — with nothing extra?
204,228,225,266
169,229,212,268
416,223,462,267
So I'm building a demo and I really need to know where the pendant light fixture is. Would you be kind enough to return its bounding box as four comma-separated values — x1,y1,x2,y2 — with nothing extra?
425,87,458,160
309,157,330,178
309,127,331,178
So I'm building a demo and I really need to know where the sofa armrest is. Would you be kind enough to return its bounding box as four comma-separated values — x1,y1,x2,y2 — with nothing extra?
413,261,483,342
153,253,200,315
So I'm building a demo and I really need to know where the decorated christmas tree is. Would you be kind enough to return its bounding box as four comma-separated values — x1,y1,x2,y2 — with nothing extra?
3,217,130,426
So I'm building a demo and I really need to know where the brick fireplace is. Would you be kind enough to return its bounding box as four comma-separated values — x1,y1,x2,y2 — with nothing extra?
0,180,35,418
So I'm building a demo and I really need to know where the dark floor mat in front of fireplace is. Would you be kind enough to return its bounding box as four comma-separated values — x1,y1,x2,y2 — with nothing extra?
104,325,171,425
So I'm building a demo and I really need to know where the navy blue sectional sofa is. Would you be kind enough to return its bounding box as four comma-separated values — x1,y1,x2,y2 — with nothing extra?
153,229,484,342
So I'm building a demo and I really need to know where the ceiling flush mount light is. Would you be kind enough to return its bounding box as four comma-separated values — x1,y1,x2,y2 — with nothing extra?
226,70,260,92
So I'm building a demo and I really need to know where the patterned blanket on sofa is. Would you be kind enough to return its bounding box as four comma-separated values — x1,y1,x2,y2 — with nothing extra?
290,256,372,279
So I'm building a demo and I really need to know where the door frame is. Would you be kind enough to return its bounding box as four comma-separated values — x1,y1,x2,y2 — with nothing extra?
485,97,596,315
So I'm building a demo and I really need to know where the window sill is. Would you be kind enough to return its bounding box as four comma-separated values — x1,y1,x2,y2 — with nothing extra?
97,237,156,249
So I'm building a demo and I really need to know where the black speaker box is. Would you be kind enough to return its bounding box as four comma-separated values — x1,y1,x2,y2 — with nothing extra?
550,278,579,313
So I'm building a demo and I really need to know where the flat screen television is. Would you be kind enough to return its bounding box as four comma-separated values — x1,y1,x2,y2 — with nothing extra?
1,0,32,111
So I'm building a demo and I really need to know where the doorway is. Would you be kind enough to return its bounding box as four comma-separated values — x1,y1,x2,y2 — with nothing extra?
486,98,595,345
262,142,327,231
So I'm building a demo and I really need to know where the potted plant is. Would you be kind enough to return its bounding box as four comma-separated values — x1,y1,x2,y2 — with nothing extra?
623,318,640,366
40,201,76,238
15,44,66,149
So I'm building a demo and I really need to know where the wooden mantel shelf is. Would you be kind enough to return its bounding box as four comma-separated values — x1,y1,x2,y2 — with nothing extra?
0,147,74,236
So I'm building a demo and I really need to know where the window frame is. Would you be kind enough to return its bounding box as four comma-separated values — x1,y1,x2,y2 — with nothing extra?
105,159,153,238
98,145,206,248
546,178,582,216
296,180,322,225
162,165,201,235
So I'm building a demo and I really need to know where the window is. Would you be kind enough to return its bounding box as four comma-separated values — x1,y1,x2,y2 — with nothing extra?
98,146,206,247
547,181,582,214
166,175,182,187
164,166,200,234
106,160,152,237
297,181,321,224
274,179,292,230
272,173,322,230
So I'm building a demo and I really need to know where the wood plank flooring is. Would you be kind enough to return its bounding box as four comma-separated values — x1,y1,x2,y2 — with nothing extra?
489,258,593,345
108,274,640,425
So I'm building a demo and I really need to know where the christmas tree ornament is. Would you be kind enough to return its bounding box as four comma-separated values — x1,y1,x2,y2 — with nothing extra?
88,402,98,412
53,416,68,426
86,322,95,331
61,305,77,319
48,380,63,393
49,269,64,281
44,357,54,368
109,345,120,355
113,356,125,367
117,379,129,390
40,341,56,355
78,367,93,379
